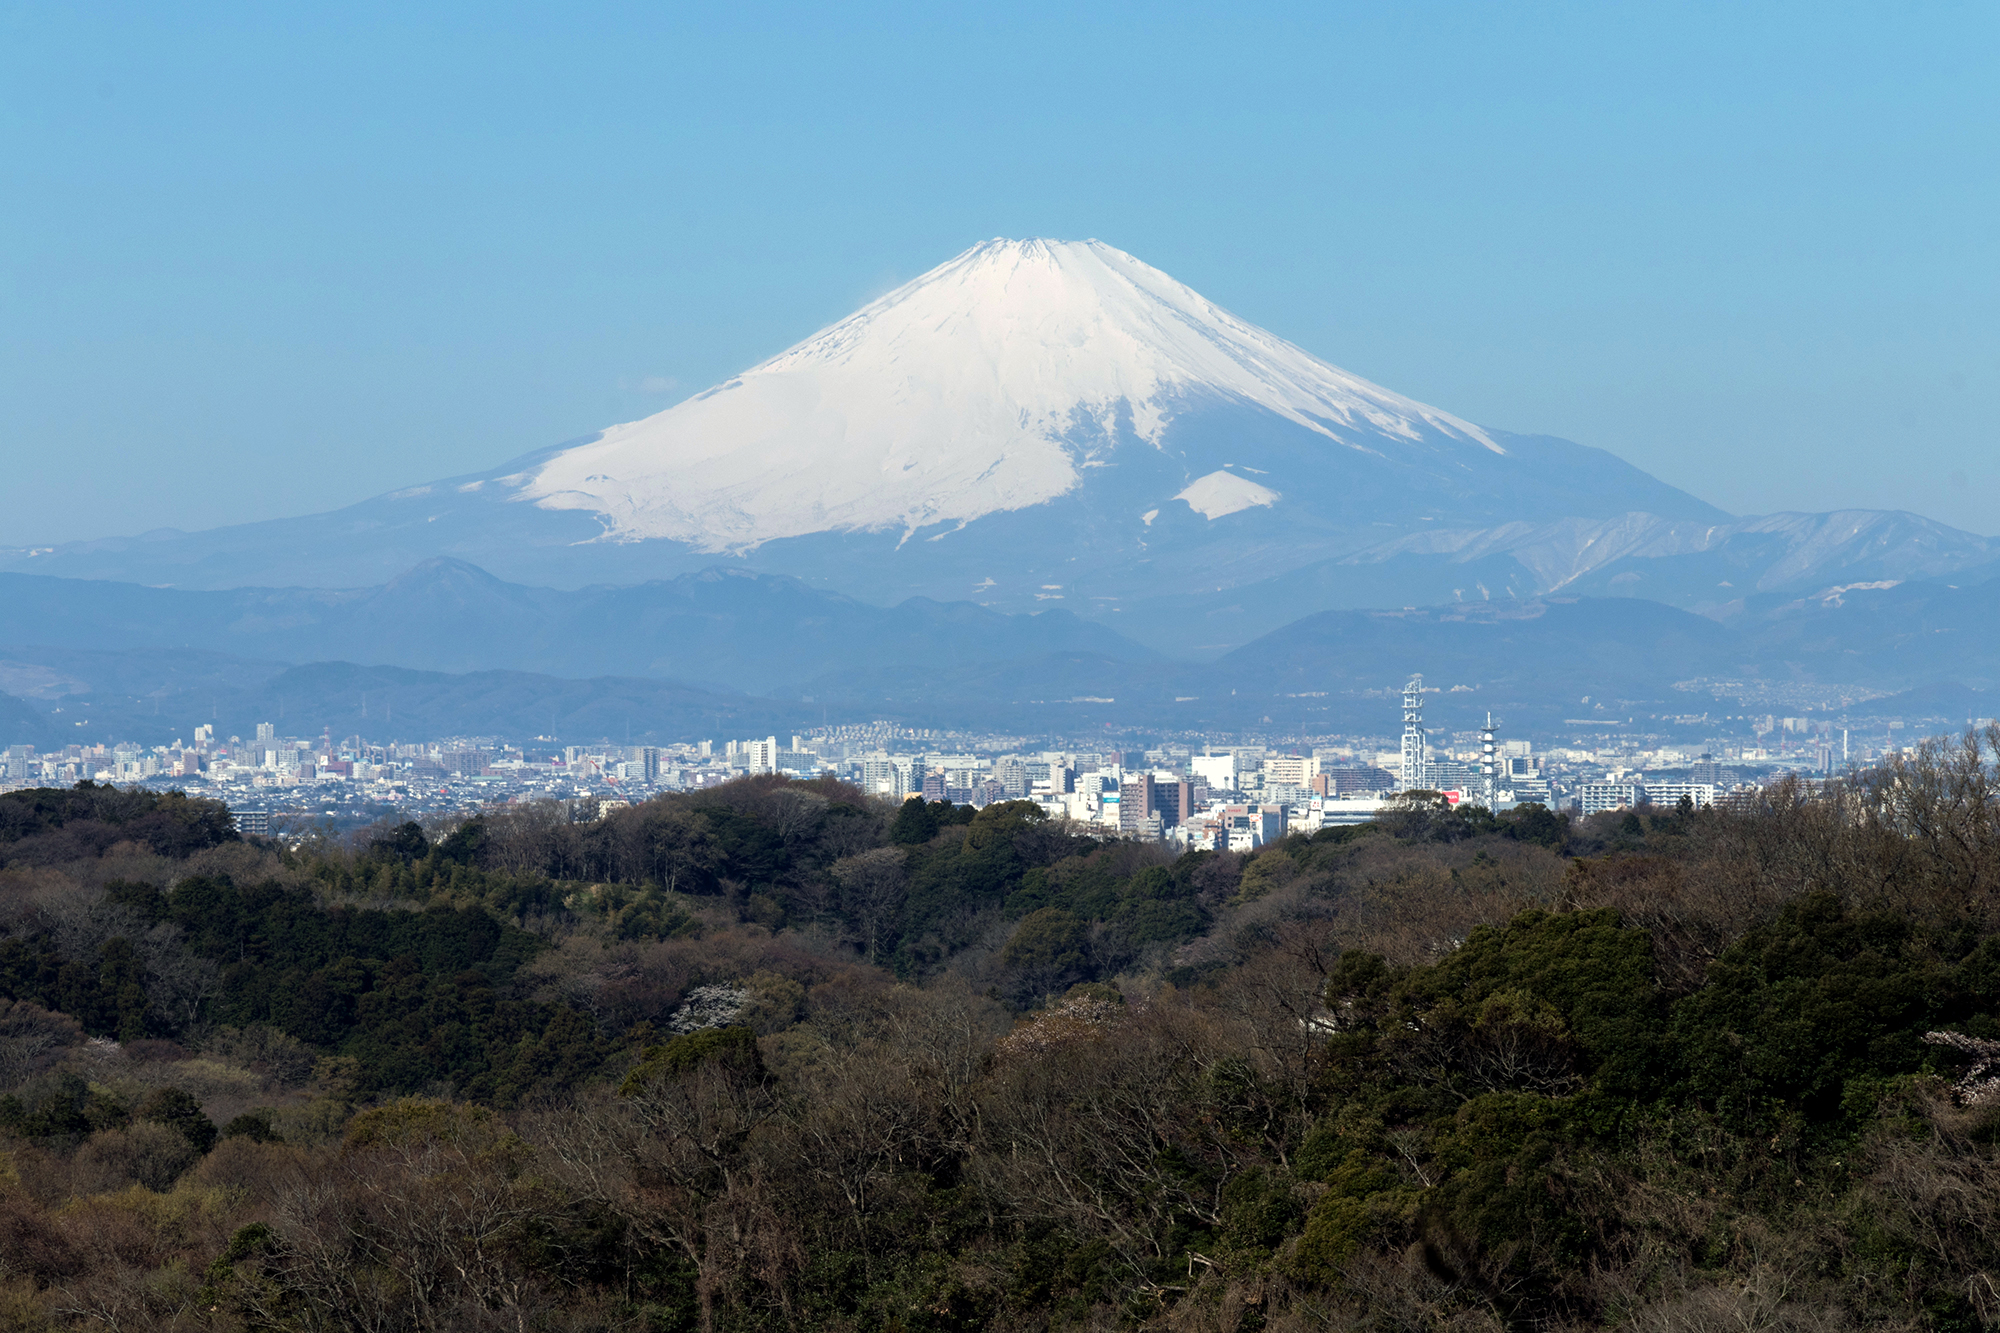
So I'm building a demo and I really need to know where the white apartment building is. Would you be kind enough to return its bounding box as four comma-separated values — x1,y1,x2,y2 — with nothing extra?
1263,755,1319,787
1640,782,1717,809
1577,782,1640,816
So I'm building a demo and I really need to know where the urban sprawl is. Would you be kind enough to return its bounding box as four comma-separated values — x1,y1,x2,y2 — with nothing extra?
1,675,1894,849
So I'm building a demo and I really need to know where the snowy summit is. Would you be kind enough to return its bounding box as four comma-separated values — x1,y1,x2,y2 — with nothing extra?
0,236,1733,625
520,238,1502,552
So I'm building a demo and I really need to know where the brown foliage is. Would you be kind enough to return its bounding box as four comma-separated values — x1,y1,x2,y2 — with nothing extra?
0,1003,84,1091
69,1123,201,1195
978,995,1243,1288
0,1198,79,1284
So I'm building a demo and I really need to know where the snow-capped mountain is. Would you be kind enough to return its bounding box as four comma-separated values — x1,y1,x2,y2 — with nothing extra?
3,239,1722,613
8,237,1990,656
519,239,1512,551
508,238,1726,597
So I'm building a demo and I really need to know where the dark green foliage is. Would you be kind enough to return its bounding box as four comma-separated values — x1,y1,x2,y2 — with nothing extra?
1377,793,1571,848
135,1085,219,1153
2,866,603,1101
0,1070,129,1141
1001,908,1092,996
1009,849,1207,950
894,801,1062,970
1504,801,1569,849
221,1107,281,1143
1674,890,1961,1130
1393,907,1669,1100
0,782,237,860
597,882,700,940
619,1024,763,1093
888,796,977,845
0,931,153,1041
369,819,431,862
434,816,487,865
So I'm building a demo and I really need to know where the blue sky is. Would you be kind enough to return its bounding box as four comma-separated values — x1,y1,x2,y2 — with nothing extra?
4,1,1996,545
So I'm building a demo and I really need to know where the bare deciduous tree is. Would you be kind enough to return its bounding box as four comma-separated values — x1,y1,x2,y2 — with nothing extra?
831,848,906,963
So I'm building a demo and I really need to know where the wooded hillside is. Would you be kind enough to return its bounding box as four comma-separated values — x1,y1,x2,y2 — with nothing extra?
5,740,2000,1332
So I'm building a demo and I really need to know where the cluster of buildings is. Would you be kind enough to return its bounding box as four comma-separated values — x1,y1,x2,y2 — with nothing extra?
0,673,1879,847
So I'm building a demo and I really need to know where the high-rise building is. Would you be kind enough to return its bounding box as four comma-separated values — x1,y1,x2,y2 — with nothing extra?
859,756,900,796
255,722,275,744
1427,759,1480,794
1118,774,1156,836
640,747,661,782
1191,753,1238,792
1264,755,1319,787
858,754,924,799
994,758,1029,797
1115,774,1196,834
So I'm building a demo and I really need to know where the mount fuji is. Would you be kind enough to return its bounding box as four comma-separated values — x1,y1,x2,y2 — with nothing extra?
7,238,1989,652
517,239,1712,556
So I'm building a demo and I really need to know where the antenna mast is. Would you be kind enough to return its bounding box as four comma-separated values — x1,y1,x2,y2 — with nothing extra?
1400,674,1427,791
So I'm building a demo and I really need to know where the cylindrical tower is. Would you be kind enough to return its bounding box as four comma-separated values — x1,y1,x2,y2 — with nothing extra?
1480,712,1499,810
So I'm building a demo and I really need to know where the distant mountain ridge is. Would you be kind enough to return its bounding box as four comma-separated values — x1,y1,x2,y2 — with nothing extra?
4,236,1992,668
10,560,2000,746
0,649,826,752
0,558,1156,696
1117,508,1996,648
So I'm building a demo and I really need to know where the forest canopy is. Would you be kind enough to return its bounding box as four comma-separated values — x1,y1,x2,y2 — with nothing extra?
6,736,2000,1331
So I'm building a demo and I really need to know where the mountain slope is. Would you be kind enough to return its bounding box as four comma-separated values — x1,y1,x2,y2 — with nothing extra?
1117,508,1998,648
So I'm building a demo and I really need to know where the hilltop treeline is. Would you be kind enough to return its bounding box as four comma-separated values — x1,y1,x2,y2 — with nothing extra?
4,739,2000,1331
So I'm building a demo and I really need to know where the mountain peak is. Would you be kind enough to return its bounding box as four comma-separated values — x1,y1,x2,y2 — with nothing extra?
519,238,1502,553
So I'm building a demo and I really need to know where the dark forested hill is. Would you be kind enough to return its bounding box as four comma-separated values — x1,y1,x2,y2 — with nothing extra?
7,749,2000,1330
